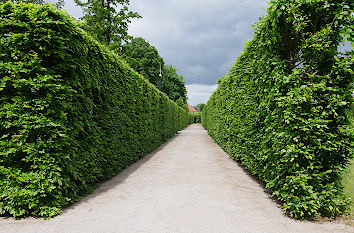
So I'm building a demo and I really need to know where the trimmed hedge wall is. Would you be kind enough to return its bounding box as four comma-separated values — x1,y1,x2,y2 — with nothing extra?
0,3,189,218
202,0,353,219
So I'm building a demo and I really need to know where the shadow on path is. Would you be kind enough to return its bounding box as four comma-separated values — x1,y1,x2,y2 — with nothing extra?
60,132,181,216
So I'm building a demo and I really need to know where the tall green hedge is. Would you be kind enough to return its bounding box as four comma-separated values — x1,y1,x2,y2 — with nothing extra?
0,3,189,218
202,0,353,219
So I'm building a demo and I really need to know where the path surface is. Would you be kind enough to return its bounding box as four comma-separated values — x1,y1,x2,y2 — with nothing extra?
1,124,353,233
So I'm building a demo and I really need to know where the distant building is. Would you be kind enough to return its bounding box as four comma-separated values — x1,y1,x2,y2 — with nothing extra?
188,105,198,112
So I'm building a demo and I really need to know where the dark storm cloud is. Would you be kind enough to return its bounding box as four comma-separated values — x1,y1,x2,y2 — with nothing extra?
127,0,268,85
63,0,269,104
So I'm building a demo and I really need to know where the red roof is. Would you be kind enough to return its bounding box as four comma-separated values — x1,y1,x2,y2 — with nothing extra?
188,105,198,112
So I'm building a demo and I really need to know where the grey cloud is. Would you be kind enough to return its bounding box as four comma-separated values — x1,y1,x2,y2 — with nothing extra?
62,0,268,103
186,84,218,106
128,0,268,85
62,0,82,18
63,0,268,85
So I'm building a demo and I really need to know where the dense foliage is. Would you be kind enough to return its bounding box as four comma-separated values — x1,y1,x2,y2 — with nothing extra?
189,112,201,124
160,65,187,103
202,0,353,219
175,97,188,112
121,37,164,87
121,38,187,103
194,103,205,112
75,0,141,52
0,3,189,218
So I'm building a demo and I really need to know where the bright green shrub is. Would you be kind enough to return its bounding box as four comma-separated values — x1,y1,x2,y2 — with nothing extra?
0,3,189,218
189,112,201,124
202,0,353,219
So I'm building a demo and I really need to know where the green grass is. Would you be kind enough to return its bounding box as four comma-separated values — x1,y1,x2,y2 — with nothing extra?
343,105,354,217
343,159,354,217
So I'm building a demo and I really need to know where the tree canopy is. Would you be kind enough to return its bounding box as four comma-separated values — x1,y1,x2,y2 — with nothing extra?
176,97,188,112
160,64,187,103
122,38,187,103
75,0,140,52
194,103,205,112
121,37,164,87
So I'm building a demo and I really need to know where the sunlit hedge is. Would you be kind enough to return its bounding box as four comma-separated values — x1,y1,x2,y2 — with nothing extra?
0,3,189,218
202,0,353,219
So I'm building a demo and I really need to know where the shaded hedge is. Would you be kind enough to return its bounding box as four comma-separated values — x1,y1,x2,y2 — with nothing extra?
189,112,201,124
202,0,353,219
0,3,189,218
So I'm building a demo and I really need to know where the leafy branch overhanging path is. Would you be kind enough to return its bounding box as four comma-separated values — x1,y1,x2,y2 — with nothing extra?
0,124,352,233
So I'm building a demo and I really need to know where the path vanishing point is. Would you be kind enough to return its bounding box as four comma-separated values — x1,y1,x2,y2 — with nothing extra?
1,124,353,233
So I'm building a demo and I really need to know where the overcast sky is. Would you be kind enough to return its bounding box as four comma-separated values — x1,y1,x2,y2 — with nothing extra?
62,0,268,105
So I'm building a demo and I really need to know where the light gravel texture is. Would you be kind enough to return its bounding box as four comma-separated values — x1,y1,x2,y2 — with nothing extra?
1,124,353,233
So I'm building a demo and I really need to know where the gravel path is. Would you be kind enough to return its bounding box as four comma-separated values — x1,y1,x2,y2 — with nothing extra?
1,124,353,233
